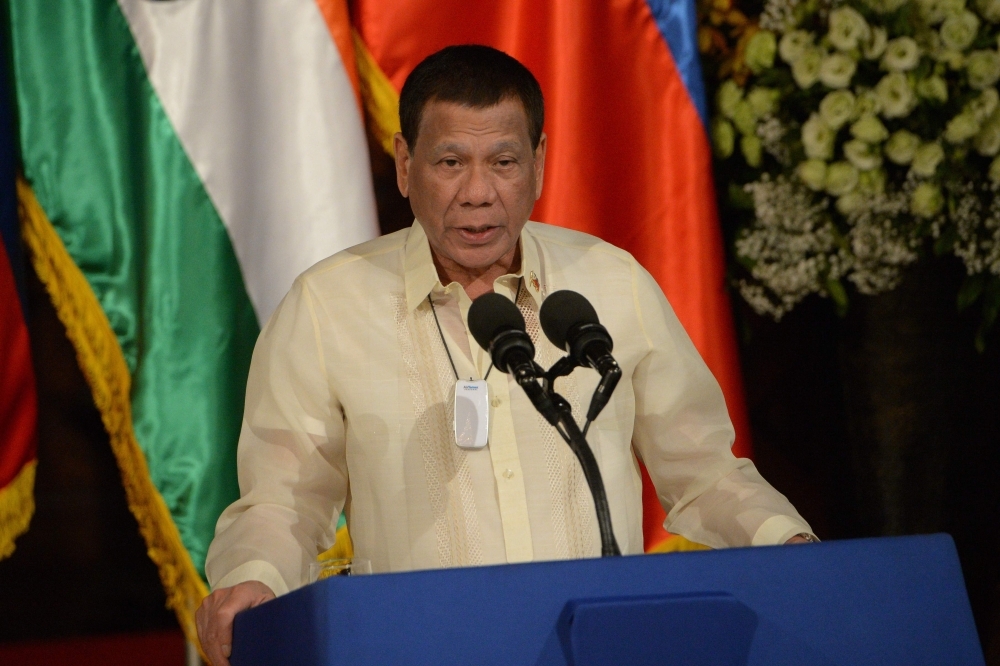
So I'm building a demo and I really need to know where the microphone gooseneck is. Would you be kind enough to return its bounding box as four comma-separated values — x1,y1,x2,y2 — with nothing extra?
468,291,621,557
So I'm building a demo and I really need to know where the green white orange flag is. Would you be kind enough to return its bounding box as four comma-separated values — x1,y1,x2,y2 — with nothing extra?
8,0,376,642
8,0,749,647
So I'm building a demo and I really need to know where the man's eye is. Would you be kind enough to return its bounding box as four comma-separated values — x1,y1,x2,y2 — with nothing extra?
441,159,460,167
497,159,515,167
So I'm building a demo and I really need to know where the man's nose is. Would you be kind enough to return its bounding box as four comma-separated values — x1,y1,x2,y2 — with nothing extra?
458,163,497,206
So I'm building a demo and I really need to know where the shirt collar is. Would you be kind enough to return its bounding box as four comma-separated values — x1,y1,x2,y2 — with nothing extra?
404,220,544,312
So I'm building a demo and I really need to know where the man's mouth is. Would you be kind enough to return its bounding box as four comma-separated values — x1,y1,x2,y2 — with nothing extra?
455,226,502,244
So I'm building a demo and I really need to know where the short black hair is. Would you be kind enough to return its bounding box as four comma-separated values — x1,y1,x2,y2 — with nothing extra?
399,45,544,151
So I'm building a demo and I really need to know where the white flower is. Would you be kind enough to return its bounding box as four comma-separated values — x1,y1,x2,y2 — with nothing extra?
882,38,922,71
717,80,743,119
858,168,887,194
967,50,1000,89
946,183,1000,278
850,114,890,142
974,112,1000,155
916,76,949,102
977,0,1000,22
793,49,824,88
712,117,736,158
819,53,858,88
864,28,889,59
826,161,860,195
911,142,946,176
885,130,922,163
910,182,944,217
936,48,967,69
779,30,814,64
819,90,856,128
845,191,919,294
837,192,866,214
918,0,967,25
940,11,981,51
854,89,883,117
990,154,1000,182
747,31,778,74
828,7,871,52
844,139,884,170
741,135,764,167
732,100,758,135
967,88,1000,121
797,159,828,190
802,113,836,159
756,117,791,164
736,175,844,319
944,111,982,142
747,87,781,118
759,0,802,33
875,72,917,118
917,28,939,54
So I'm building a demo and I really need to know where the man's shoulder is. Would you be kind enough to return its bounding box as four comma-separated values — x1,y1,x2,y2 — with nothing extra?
298,226,410,284
525,221,637,268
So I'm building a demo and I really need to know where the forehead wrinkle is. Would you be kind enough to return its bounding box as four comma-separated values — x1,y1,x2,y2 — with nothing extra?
430,142,468,157
430,138,527,159
490,140,523,153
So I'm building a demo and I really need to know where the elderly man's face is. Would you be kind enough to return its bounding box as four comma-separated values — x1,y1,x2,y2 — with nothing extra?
394,98,546,272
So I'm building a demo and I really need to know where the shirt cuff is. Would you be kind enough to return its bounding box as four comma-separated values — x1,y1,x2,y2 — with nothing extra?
212,560,291,597
751,515,814,546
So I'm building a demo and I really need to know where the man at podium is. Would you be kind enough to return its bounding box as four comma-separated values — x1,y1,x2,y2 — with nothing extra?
196,45,815,666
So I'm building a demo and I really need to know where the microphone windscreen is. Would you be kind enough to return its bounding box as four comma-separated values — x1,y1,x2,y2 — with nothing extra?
468,292,526,352
539,290,599,351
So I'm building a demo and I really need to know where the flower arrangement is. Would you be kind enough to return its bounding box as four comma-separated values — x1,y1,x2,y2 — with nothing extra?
711,0,1000,348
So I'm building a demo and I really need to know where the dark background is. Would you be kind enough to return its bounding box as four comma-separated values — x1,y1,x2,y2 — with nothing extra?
1,135,998,663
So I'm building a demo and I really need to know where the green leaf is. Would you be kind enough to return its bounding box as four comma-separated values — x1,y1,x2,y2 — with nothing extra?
891,4,916,36
982,278,1000,324
975,277,1000,352
934,227,958,255
972,30,997,50
826,278,849,317
913,59,932,81
957,273,985,312
830,224,850,252
728,182,755,210
736,251,757,271
755,68,792,89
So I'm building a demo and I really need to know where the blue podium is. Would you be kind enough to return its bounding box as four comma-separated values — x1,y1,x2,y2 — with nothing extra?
231,534,984,665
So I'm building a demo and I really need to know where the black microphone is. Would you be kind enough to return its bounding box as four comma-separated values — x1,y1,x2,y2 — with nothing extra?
475,291,622,557
539,290,622,423
468,293,560,425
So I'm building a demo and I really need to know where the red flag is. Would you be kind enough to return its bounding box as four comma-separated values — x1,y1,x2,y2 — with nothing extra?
352,0,751,550
0,235,38,558
1,42,38,557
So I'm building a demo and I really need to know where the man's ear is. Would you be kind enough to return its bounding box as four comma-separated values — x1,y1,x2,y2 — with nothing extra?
533,132,547,201
394,133,411,198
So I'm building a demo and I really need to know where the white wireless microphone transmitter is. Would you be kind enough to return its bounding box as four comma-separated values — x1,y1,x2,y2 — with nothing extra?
454,380,489,449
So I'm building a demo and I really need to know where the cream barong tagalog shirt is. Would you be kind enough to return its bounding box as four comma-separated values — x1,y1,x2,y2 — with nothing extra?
205,220,812,595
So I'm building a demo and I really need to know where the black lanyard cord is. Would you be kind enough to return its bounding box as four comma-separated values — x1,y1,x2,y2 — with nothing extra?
427,277,524,382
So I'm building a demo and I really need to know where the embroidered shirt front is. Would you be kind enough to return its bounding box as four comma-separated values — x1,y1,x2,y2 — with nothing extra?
205,220,812,596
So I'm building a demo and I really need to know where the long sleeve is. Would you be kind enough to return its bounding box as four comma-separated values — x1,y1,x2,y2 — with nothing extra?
629,263,812,549
204,277,347,595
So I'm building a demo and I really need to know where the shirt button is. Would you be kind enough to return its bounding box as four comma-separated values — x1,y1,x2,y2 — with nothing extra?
503,468,514,479
491,397,502,408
